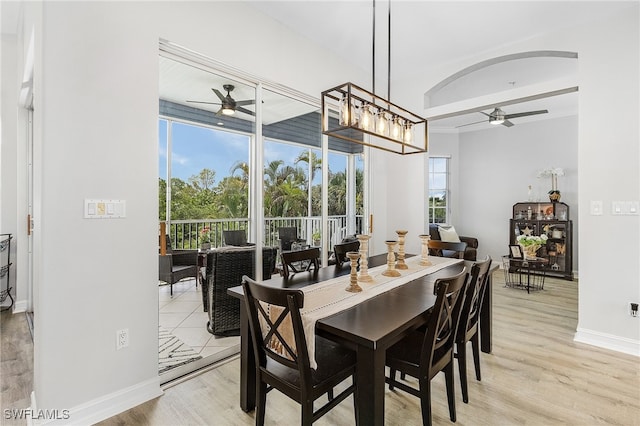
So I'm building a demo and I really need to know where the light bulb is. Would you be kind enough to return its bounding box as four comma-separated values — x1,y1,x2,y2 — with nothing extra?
403,123,414,144
351,104,359,126
339,95,349,126
360,103,373,131
376,111,389,136
391,117,402,141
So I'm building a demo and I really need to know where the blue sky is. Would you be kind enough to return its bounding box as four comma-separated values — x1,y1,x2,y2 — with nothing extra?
159,120,351,185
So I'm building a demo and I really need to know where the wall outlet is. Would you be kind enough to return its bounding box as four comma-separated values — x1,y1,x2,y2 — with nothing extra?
116,328,129,350
630,303,638,317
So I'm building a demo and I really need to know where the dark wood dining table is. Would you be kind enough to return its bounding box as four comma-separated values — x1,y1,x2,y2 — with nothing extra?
227,254,495,426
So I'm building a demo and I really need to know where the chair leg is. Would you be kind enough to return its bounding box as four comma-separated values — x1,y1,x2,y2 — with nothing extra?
471,333,482,381
352,376,359,423
400,372,406,380
457,341,469,404
418,378,432,426
256,382,267,426
328,389,334,401
444,363,456,423
170,282,173,297
388,368,397,390
301,400,313,426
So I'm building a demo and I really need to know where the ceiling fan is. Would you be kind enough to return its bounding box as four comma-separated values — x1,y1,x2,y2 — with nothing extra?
186,84,255,116
457,107,548,128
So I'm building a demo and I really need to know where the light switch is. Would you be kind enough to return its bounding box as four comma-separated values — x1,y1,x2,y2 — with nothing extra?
612,201,625,215
590,200,603,216
627,201,639,215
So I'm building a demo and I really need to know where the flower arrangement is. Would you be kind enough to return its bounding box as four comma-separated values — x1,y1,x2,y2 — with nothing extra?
537,167,565,201
516,234,548,246
516,234,548,259
200,227,211,243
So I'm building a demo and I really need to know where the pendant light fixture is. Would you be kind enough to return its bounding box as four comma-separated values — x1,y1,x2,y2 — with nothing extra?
321,0,427,155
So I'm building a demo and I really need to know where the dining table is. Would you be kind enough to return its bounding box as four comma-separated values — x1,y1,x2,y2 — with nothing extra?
227,253,496,426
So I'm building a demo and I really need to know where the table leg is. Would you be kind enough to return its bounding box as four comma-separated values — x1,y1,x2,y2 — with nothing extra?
355,346,386,426
239,302,256,412
480,272,493,354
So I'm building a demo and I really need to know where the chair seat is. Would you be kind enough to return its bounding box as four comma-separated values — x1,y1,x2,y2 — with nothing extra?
264,335,356,393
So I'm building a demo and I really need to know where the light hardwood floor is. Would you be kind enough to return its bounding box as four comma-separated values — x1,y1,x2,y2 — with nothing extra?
97,272,640,425
2,272,639,425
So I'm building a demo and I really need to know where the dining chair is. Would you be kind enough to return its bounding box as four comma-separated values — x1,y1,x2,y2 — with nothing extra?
241,276,358,426
332,240,360,267
456,255,492,403
280,247,320,279
385,268,468,426
428,240,468,259
278,226,307,252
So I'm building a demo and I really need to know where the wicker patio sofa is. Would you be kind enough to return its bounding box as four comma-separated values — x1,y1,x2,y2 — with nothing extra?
202,246,277,336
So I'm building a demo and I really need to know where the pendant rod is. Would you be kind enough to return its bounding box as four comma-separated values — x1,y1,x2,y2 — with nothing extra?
387,0,391,101
372,0,376,96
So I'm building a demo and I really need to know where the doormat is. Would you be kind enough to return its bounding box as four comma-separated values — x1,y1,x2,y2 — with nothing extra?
159,327,202,374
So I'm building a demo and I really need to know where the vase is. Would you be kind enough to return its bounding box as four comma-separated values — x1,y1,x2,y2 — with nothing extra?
201,242,211,250
549,190,561,202
520,244,540,260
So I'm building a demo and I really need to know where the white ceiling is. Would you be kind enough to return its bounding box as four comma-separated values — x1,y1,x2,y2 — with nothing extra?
245,0,636,132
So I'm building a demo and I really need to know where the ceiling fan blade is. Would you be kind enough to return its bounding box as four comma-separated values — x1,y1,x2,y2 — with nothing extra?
212,88,226,102
480,111,492,117
236,106,255,116
186,100,222,105
456,119,486,128
502,119,514,127
235,99,255,106
504,110,548,119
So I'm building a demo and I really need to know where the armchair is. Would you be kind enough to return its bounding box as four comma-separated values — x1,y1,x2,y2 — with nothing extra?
158,235,198,296
428,224,478,261
202,246,277,336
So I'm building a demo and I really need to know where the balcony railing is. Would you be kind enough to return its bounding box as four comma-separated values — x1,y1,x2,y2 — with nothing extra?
164,216,364,251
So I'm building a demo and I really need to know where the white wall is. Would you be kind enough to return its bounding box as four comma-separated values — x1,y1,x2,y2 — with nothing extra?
20,1,369,422
426,6,639,355
574,7,639,351
456,116,578,268
4,0,637,423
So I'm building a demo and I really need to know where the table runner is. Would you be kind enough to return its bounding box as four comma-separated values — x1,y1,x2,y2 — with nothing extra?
265,255,462,369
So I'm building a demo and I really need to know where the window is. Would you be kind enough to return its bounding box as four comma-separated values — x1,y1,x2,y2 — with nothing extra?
428,157,449,224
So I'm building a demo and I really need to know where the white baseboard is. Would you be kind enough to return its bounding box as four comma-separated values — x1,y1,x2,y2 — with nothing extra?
574,328,640,357
13,299,28,313
30,377,163,425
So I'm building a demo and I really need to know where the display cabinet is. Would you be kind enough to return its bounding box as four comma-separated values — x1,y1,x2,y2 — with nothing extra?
509,202,573,280
0,233,13,311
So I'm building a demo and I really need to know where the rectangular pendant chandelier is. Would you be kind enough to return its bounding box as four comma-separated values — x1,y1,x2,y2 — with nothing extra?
321,82,428,155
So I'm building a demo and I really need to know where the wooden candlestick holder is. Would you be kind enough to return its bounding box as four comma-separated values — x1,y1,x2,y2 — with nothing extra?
395,230,408,270
382,240,401,277
345,251,363,292
356,234,373,282
419,234,432,266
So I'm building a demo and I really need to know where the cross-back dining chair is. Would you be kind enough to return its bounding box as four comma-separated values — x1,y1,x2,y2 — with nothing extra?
332,240,360,267
280,247,320,279
241,275,358,425
385,268,468,426
428,240,468,260
456,255,492,403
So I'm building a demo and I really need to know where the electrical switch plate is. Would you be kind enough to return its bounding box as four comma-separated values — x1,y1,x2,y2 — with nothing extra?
590,200,603,216
84,199,126,218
